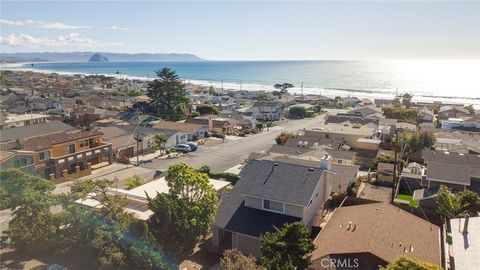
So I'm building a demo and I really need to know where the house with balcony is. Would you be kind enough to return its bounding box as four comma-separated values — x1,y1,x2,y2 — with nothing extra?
0,129,112,182
212,154,334,257
251,101,283,121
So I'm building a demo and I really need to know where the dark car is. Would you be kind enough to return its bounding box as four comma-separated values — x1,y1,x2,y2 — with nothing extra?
186,141,198,151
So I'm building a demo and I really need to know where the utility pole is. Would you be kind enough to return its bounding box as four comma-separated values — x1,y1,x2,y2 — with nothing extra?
240,80,242,91
391,129,399,203
221,79,224,94
30,63,34,120
301,82,304,101
134,130,143,166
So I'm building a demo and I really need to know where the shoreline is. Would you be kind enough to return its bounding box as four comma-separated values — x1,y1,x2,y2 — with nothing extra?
2,62,479,108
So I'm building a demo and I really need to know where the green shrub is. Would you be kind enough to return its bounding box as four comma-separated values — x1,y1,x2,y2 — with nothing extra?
209,172,239,184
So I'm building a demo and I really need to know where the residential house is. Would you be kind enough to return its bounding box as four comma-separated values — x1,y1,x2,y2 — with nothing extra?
441,116,480,133
211,96,236,111
0,113,49,129
0,129,113,182
374,98,395,108
185,115,249,133
152,120,207,141
310,203,441,270
420,150,480,192
0,150,36,175
213,154,333,257
77,177,230,220
448,216,479,270
438,106,470,120
30,98,60,111
418,107,434,122
326,149,356,165
251,101,283,121
0,121,76,143
348,105,382,117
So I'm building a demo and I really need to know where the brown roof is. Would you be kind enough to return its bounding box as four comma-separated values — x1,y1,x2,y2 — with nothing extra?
0,150,14,161
152,120,206,133
312,203,441,266
21,130,103,151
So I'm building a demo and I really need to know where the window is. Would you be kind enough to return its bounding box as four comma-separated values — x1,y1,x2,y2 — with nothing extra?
66,144,76,154
338,159,343,164
39,151,51,160
263,199,284,213
79,140,89,147
13,158,28,168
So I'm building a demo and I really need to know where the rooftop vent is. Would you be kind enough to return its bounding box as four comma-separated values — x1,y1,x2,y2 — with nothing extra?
308,167,315,172
274,162,279,166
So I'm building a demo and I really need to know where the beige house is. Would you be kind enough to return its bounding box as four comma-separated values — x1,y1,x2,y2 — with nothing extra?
212,154,334,257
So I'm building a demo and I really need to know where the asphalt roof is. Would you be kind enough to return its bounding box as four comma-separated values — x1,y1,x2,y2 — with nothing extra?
214,158,327,237
426,162,473,185
326,149,357,160
214,191,301,237
0,121,76,142
312,203,441,266
21,130,104,151
236,159,326,206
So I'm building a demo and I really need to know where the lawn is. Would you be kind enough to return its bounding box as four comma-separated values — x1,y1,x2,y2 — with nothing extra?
396,194,419,207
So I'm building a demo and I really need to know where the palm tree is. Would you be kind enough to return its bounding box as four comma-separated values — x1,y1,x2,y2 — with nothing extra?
153,133,168,156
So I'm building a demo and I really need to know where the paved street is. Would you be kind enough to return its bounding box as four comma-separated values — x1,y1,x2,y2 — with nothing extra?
53,110,343,193
139,113,330,173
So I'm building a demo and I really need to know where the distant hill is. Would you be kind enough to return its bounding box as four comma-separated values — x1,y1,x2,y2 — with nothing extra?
0,52,205,62
89,53,109,62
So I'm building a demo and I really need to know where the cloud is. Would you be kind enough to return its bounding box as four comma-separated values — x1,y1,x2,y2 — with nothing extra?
0,19,91,30
0,33,123,48
105,26,129,31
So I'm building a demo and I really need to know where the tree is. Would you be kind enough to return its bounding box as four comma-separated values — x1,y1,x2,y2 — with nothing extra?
147,163,217,257
122,174,145,190
436,185,465,221
382,107,419,124
379,256,441,270
4,175,170,269
464,104,475,115
146,68,191,120
0,168,55,210
275,131,295,145
260,222,315,270
258,93,273,101
436,185,480,221
197,104,219,115
401,93,413,108
221,249,261,270
288,106,308,119
197,165,211,174
153,133,169,155
401,131,436,153
69,179,170,270
273,83,294,97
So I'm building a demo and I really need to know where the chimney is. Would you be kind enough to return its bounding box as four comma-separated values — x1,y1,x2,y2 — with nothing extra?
208,116,213,131
320,153,332,170
463,215,470,234
15,139,25,150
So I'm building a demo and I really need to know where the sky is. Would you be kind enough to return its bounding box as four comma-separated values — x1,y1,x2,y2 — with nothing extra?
1,1,479,60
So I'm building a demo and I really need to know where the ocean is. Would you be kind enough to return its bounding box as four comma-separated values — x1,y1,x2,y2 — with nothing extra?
12,60,480,106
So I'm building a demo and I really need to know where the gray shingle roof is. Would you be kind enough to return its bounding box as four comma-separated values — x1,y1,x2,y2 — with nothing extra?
0,121,75,142
237,159,325,206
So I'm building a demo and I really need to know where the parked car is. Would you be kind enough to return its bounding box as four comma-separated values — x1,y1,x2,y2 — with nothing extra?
186,141,198,151
174,144,192,153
